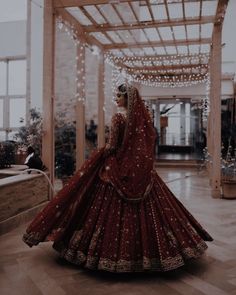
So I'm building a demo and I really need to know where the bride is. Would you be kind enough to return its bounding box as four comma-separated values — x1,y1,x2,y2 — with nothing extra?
23,84,213,272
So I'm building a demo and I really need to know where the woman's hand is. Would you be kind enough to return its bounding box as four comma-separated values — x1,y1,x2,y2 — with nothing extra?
103,143,115,157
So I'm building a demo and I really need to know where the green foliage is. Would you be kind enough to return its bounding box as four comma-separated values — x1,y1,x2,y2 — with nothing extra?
14,108,42,154
55,122,76,178
14,108,76,177
0,141,16,169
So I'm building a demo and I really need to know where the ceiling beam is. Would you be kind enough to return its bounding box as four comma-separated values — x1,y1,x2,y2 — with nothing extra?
125,64,208,72
53,0,212,8
215,0,229,25
53,0,135,8
108,53,209,60
103,38,211,50
84,16,215,32
135,73,207,79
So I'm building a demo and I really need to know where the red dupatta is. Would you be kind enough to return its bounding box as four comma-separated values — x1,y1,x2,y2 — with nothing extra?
106,85,156,201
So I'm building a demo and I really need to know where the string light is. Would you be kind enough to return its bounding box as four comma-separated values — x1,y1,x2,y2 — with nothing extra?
202,75,210,121
56,15,211,119
105,55,209,88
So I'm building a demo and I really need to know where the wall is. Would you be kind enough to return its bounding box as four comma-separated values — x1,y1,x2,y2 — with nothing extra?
141,79,234,100
0,173,48,222
222,0,236,75
54,27,114,126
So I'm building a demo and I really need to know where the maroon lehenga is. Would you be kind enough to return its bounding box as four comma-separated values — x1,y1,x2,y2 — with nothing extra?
23,85,213,272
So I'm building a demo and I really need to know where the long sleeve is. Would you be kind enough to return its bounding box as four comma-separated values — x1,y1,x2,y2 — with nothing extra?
104,113,122,155
108,114,120,149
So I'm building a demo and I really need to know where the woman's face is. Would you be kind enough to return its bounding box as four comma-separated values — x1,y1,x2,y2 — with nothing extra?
115,92,127,108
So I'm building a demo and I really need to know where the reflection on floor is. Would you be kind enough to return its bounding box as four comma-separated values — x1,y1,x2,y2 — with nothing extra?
1,167,236,295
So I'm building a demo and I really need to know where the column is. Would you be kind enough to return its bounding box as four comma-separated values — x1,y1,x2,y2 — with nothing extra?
42,0,55,199
97,54,105,148
76,44,86,169
26,0,31,125
209,23,222,198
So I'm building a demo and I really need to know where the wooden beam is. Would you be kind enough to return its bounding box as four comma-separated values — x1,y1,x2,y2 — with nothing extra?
215,0,229,24
76,44,86,169
97,55,105,148
54,8,104,50
136,73,207,79
209,22,222,198
164,0,178,54
85,16,215,32
53,0,210,8
103,38,211,50
42,0,55,198
182,0,189,55
108,53,209,60
125,64,208,72
53,0,140,8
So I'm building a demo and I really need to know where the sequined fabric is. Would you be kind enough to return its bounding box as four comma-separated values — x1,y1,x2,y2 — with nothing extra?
23,86,213,273
105,86,157,201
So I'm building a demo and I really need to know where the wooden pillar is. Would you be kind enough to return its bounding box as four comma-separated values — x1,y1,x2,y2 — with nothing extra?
209,23,222,198
97,54,105,148
156,101,160,132
42,0,55,198
206,109,212,178
76,44,86,169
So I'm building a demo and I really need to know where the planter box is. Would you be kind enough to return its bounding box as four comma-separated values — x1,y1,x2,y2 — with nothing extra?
222,181,236,199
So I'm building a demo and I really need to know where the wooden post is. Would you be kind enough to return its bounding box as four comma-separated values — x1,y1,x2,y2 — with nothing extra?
97,54,105,148
42,0,55,199
206,108,212,180
209,23,222,198
76,44,86,169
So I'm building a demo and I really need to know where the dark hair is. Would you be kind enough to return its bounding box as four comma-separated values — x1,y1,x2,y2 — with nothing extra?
118,84,128,102
27,146,35,154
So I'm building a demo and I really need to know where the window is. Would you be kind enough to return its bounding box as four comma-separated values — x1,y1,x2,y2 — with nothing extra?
9,60,27,95
0,58,27,141
0,0,27,23
10,98,26,127
0,62,7,95
160,102,191,146
0,99,3,127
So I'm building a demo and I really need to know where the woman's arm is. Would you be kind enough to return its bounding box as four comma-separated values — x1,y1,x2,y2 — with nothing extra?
104,113,120,155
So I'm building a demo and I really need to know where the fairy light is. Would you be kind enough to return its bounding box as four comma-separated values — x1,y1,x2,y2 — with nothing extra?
202,74,210,121
105,54,209,88
56,15,211,119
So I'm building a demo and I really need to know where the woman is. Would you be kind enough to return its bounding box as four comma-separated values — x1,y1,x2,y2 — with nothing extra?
23,84,213,272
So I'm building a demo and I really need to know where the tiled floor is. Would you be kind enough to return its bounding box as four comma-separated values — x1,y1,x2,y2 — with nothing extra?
1,167,236,295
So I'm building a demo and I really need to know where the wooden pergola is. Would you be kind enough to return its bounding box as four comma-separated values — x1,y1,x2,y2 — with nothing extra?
42,0,229,198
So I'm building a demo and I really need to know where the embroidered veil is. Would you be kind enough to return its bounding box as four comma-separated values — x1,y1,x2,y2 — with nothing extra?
106,84,156,200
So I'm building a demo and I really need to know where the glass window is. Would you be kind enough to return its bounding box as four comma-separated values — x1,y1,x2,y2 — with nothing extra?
8,60,26,95
0,99,3,127
0,62,7,95
9,98,26,127
0,0,27,22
